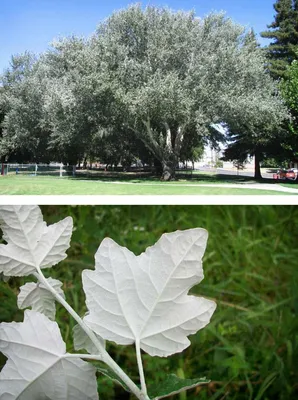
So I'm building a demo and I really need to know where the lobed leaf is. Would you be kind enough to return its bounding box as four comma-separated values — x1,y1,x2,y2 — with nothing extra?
0,310,98,400
17,277,65,320
0,205,73,276
82,228,216,357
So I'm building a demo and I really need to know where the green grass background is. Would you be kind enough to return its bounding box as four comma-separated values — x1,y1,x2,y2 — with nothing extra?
0,175,297,195
1,205,298,399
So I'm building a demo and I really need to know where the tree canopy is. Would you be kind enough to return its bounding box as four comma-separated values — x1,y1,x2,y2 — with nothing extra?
91,5,286,179
222,29,290,178
0,5,287,179
280,60,298,160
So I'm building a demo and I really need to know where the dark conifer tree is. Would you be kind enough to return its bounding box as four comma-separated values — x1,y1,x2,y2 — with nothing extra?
261,0,298,79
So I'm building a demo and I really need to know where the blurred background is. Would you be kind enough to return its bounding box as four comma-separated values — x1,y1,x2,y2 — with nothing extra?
1,205,297,399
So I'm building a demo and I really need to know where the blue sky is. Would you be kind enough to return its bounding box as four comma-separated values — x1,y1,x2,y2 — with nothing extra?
0,0,276,73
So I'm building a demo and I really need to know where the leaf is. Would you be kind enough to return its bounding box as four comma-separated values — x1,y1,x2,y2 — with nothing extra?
17,277,65,320
73,322,105,354
82,228,216,357
148,374,209,399
0,310,99,400
94,363,131,393
0,205,73,276
0,272,9,282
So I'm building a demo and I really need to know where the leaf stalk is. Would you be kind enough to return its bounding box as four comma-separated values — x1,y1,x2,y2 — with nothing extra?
136,339,148,398
34,268,147,400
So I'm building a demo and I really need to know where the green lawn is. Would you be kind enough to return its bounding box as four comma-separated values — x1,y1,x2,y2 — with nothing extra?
0,174,296,195
1,205,297,399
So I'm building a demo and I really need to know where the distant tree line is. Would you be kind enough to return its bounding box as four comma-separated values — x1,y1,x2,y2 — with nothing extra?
0,4,290,180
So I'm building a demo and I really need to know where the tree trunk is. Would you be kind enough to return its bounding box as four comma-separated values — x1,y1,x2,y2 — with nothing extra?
254,149,262,179
161,160,176,181
153,158,162,175
83,157,87,169
140,120,184,181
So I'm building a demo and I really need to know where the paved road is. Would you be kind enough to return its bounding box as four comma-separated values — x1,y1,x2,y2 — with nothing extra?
212,168,274,180
106,180,298,193
196,183,298,193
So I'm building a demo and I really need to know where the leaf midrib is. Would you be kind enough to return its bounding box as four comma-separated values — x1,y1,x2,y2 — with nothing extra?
109,244,135,339
14,206,40,268
14,207,69,270
37,220,70,267
137,234,202,340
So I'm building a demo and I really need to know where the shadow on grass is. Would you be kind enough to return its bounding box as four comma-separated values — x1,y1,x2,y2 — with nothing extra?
64,170,280,185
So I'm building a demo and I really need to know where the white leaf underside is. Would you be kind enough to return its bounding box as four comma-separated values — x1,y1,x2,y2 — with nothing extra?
17,278,65,320
0,205,73,277
83,228,216,357
0,310,98,400
73,323,105,355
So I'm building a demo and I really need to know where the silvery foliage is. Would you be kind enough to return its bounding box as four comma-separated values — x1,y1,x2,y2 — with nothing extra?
93,6,287,171
17,277,65,320
0,53,48,157
0,205,216,400
42,38,98,156
0,310,99,400
1,6,287,172
39,36,117,162
0,205,72,276
0,38,98,162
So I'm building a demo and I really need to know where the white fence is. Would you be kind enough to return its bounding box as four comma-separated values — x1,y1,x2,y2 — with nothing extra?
1,163,76,177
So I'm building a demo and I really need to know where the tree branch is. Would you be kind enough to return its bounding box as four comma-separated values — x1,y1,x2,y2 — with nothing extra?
164,122,172,151
174,124,186,154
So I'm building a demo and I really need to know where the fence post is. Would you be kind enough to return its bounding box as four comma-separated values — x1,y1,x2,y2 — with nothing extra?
35,164,38,176
72,165,76,177
60,163,63,178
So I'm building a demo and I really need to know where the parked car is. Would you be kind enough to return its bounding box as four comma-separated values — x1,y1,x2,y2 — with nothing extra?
273,168,298,181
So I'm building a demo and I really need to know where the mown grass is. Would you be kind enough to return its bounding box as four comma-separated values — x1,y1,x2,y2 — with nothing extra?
1,205,297,399
0,175,296,195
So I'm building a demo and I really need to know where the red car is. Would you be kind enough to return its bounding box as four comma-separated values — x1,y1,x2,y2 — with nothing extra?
273,168,298,181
